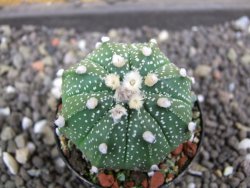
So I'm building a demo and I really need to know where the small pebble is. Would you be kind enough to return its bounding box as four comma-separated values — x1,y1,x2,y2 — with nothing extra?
234,16,250,30
21,117,32,130
238,138,250,150
14,134,26,148
0,107,10,116
3,152,19,175
15,147,29,164
1,127,15,141
223,166,234,176
158,30,169,42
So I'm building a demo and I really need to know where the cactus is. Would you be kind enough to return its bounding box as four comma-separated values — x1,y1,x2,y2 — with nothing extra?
56,38,193,171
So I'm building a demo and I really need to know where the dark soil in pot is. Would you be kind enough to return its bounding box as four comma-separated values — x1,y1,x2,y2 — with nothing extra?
54,100,203,188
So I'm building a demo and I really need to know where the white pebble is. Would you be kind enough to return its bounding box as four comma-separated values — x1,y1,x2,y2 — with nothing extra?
99,143,108,154
150,164,159,171
143,131,156,144
158,30,169,42
238,138,250,150
193,137,199,143
112,54,126,68
56,68,64,77
27,142,36,154
75,65,87,74
34,120,47,134
188,122,196,132
86,97,98,109
54,115,65,128
142,46,152,56
78,39,86,51
223,166,234,176
157,98,171,108
22,117,32,130
147,171,155,177
234,16,250,31
15,147,29,164
187,182,196,188
180,68,187,77
101,36,110,43
95,42,102,49
197,94,204,103
5,85,16,93
55,157,65,168
90,166,98,174
0,107,10,116
3,152,19,175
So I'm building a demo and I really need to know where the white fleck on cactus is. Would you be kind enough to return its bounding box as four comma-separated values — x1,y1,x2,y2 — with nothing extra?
58,40,192,171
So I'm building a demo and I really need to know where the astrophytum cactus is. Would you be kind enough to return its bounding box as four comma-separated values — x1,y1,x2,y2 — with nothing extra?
55,37,193,171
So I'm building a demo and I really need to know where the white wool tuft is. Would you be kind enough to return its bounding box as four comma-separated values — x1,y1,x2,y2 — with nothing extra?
143,131,156,143
147,171,155,177
86,97,98,109
101,36,110,43
109,104,127,123
128,94,144,110
75,65,87,74
150,164,160,171
142,46,152,56
144,73,158,87
90,166,98,174
180,68,187,77
157,98,171,108
56,69,64,77
190,76,195,84
112,54,126,67
54,115,65,128
123,70,142,91
188,122,196,132
99,143,108,154
55,128,61,136
104,74,120,90
149,38,157,44
95,42,102,49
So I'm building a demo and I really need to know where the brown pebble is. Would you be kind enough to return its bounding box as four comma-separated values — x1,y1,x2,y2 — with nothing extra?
183,141,197,158
178,156,188,169
171,144,183,156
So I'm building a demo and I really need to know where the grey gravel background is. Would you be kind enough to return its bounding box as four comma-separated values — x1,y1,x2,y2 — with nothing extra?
0,17,250,188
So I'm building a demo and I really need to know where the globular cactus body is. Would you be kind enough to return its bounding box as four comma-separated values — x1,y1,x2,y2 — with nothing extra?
58,40,192,171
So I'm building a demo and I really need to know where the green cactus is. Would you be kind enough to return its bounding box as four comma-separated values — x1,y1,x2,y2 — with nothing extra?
56,38,193,171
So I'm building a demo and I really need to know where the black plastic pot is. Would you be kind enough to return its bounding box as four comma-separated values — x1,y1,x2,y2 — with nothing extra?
53,100,204,188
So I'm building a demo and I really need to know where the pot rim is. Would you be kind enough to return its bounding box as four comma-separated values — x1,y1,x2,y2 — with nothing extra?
53,100,204,187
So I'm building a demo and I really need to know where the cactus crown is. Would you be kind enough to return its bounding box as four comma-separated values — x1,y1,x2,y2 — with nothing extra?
57,39,193,171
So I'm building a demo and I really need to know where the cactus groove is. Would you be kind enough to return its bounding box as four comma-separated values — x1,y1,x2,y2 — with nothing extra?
57,39,193,171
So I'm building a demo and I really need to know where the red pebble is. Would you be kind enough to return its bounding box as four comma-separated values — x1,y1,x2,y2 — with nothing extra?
171,144,183,156
98,173,115,187
150,172,165,188
177,156,188,169
183,141,197,158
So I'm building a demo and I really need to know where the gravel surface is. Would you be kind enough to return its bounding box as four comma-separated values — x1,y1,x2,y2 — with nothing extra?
0,17,250,188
